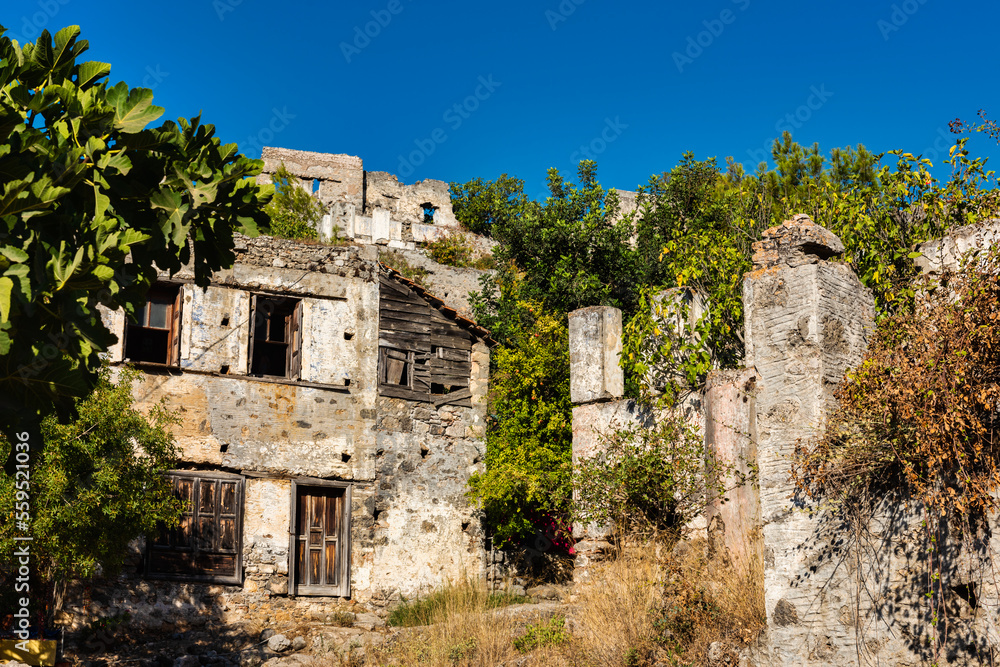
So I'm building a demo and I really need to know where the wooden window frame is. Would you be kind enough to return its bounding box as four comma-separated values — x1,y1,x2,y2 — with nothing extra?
124,283,183,366
288,479,352,598
248,295,303,380
145,471,244,585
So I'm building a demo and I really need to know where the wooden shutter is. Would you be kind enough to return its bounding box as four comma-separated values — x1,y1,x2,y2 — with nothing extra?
289,300,303,380
247,294,258,374
170,287,183,366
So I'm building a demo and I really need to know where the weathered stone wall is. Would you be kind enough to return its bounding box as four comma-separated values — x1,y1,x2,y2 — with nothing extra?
74,234,492,632
914,218,1000,275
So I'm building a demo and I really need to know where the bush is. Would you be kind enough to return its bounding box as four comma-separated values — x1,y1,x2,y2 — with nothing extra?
381,250,429,285
264,163,326,241
426,232,494,270
793,244,1000,520
574,409,744,542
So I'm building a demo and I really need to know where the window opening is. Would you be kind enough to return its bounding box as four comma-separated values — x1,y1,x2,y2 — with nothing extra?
125,284,182,365
421,203,436,223
249,296,302,378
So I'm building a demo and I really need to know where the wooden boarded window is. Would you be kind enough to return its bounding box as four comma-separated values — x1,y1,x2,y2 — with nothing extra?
124,284,182,365
249,295,303,379
146,472,243,584
289,482,351,597
378,274,475,407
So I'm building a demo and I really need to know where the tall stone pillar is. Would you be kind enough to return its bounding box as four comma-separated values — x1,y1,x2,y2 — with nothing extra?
569,307,625,582
704,368,761,576
743,215,875,664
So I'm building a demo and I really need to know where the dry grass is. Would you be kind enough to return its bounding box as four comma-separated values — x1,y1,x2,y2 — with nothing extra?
369,580,571,667
365,541,764,667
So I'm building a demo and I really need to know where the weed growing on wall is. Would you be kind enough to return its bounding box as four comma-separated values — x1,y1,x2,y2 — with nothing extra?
425,233,495,270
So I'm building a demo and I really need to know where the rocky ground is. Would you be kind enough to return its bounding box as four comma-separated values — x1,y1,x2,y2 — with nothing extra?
3,584,574,667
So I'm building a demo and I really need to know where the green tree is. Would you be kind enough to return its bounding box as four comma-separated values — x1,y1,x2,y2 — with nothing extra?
450,173,530,236
0,25,271,434
466,300,572,546
0,365,181,618
264,162,324,240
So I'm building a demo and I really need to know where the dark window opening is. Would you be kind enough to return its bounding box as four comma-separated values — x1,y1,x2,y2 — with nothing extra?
249,296,302,379
341,452,351,463
421,203,436,223
146,472,243,583
431,383,455,395
125,284,182,365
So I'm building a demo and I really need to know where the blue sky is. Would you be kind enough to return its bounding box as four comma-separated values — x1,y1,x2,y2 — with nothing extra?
4,0,999,199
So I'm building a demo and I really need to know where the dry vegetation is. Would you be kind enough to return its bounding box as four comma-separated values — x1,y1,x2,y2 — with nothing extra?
360,539,764,667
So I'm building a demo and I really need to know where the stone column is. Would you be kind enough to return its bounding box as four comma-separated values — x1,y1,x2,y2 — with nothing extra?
743,215,875,665
704,368,761,576
569,307,624,583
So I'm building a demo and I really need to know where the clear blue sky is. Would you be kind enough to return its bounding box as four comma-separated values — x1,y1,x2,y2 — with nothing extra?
4,0,999,199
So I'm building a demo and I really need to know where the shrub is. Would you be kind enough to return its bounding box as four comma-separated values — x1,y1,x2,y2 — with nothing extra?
264,163,326,241
513,616,570,653
426,232,494,270
793,243,1000,520
381,250,429,286
574,410,745,542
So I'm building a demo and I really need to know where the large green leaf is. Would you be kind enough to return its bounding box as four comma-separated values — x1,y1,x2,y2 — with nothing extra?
106,81,164,133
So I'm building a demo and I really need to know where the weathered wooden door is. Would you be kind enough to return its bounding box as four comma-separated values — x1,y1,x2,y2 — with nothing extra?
291,485,351,596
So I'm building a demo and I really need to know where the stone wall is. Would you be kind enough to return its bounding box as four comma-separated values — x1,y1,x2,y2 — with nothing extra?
71,234,492,633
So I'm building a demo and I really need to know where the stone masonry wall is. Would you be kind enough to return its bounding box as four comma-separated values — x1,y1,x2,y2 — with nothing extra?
71,235,492,633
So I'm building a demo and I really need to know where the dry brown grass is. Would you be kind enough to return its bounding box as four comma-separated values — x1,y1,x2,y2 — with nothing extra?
368,580,572,667
365,540,764,667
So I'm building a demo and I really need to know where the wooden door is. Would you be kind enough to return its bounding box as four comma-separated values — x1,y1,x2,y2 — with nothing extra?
293,486,349,595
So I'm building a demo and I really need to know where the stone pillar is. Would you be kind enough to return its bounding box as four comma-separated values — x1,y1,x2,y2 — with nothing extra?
569,306,624,583
568,306,623,404
744,215,875,665
704,368,761,576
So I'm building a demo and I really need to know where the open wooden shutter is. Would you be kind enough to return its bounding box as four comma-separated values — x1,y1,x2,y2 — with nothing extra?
289,300,303,380
170,287,183,365
247,294,258,374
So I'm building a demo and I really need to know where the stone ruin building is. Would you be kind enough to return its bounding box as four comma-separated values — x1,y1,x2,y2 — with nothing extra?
62,147,498,631
569,215,1000,666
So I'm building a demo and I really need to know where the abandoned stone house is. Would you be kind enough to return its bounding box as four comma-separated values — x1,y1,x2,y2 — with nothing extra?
72,148,496,628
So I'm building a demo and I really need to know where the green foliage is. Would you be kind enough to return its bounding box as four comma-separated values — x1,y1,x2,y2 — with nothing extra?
469,162,640,323
386,586,526,627
574,410,740,540
513,616,569,653
0,365,181,582
381,250,429,285
425,232,494,270
0,25,271,431
450,174,530,236
467,300,572,546
264,163,325,241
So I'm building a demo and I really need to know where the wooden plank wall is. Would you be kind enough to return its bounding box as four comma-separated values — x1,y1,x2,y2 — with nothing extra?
378,274,475,408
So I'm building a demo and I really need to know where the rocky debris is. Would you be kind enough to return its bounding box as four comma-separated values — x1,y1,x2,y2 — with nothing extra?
290,636,306,651
525,583,571,601
266,634,291,652
352,612,385,631
751,214,845,269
